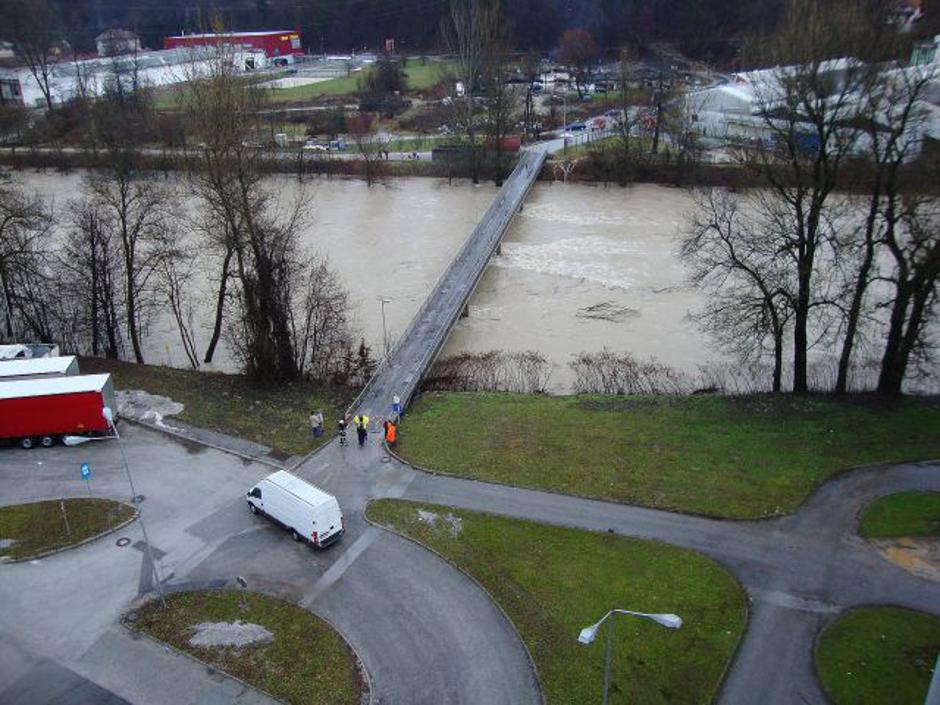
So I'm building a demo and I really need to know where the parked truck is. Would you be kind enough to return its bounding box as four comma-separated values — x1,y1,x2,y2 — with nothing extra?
0,355,80,381
0,374,117,449
246,470,345,549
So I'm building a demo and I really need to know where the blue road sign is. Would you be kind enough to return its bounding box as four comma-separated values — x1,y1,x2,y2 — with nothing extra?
80,462,91,480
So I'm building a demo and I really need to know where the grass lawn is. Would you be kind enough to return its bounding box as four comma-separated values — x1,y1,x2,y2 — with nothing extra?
132,591,362,705
268,74,362,103
401,60,456,90
859,491,940,538
367,499,746,705
816,607,940,705
0,498,135,561
396,393,940,519
80,357,352,458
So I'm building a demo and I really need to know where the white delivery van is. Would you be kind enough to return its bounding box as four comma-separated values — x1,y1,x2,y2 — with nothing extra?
247,471,345,548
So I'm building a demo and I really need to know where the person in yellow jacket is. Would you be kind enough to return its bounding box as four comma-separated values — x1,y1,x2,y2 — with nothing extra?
354,413,370,447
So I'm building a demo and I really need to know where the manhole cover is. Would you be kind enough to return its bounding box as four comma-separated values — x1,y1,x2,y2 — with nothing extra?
116,537,131,547
132,494,145,504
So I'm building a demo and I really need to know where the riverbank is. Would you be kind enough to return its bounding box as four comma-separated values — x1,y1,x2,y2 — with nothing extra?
81,357,352,458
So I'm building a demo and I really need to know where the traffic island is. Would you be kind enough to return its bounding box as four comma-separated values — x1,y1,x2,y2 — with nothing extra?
859,491,940,582
395,392,940,518
128,591,365,705
366,499,747,705
0,498,136,562
815,606,940,705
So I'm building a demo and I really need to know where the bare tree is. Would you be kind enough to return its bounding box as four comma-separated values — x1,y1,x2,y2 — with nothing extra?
82,169,170,363
184,41,356,383
0,182,53,341
4,0,63,111
877,194,940,393
58,199,123,357
834,61,938,392
442,0,500,185
682,189,794,392
347,112,389,186
156,233,201,369
558,28,600,100
483,40,519,186
739,0,884,392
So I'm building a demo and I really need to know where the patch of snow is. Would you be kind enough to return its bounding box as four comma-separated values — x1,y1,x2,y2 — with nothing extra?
117,390,184,429
416,509,462,537
188,620,274,649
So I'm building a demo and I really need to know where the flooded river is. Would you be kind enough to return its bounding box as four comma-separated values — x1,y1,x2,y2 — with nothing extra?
17,170,718,392
442,183,714,392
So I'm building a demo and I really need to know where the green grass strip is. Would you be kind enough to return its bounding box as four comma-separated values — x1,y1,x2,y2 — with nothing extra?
367,498,746,705
0,498,134,560
816,607,940,705
132,591,362,705
859,491,940,538
396,393,940,519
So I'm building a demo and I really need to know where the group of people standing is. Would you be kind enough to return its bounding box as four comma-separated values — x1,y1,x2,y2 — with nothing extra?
313,409,397,448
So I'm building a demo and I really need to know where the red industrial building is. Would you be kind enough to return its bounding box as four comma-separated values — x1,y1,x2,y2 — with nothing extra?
163,30,303,59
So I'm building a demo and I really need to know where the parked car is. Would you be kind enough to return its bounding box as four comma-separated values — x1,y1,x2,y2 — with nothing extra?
566,122,587,132
247,471,345,548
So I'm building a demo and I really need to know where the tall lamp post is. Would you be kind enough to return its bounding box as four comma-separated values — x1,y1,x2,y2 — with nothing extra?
378,297,391,358
578,609,682,705
103,407,168,608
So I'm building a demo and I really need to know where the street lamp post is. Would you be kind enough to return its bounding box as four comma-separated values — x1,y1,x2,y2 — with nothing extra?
378,297,391,358
578,609,682,705
103,407,168,609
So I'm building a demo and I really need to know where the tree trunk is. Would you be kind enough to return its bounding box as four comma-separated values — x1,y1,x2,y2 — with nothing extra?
835,194,880,394
204,247,233,364
877,283,911,394
772,329,783,393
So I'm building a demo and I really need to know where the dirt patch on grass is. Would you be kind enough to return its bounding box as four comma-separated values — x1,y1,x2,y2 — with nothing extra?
871,538,940,582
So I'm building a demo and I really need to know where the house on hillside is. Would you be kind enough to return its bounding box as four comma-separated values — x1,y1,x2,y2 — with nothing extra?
96,29,141,58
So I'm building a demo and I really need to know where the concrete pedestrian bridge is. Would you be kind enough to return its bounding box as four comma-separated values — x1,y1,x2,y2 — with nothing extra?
354,148,547,418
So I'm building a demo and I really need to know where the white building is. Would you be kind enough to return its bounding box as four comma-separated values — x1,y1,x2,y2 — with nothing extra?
688,57,940,157
95,29,141,58
0,46,268,109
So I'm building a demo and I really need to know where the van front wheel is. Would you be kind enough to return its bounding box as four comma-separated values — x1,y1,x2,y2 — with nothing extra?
248,503,258,514
291,529,302,542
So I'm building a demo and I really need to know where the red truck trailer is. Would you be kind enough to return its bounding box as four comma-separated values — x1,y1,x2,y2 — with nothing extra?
0,374,116,449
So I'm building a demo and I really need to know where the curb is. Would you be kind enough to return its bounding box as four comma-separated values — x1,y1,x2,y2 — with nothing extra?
362,499,547,705
123,417,285,469
2,500,138,564
123,587,373,705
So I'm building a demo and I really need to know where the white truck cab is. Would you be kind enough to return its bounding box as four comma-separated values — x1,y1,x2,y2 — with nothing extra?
247,471,345,548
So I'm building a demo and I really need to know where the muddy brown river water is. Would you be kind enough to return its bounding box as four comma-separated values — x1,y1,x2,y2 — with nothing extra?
12,171,746,392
